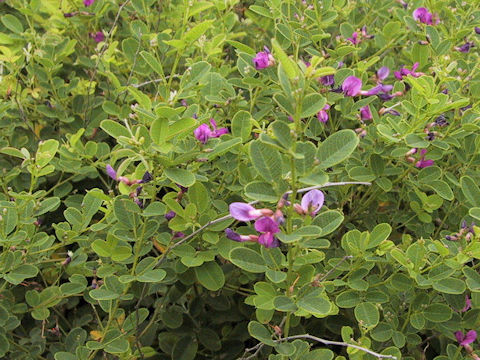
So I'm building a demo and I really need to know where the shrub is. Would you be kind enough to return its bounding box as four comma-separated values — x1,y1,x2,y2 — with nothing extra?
0,0,479,359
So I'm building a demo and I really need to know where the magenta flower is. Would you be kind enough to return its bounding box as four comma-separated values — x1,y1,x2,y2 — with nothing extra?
229,203,272,222
360,106,373,121
253,46,275,70
377,67,390,82
193,118,228,144
106,164,117,180
413,7,434,25
225,228,258,243
455,330,477,346
415,149,434,168
193,124,212,144
347,32,359,45
317,104,330,123
342,76,362,96
394,62,424,80
461,295,472,312
255,217,280,248
83,0,95,6
90,31,105,43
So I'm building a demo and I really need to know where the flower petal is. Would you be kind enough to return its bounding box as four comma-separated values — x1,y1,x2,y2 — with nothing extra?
255,217,280,233
300,189,325,215
229,202,260,222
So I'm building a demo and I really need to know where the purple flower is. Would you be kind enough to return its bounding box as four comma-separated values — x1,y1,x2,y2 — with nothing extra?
300,189,324,216
476,27,480,35
83,0,95,6
253,46,275,70
461,296,472,313
317,104,330,123
360,84,393,96
360,106,373,121
90,31,105,43
139,171,152,184
413,7,434,25
106,165,117,180
194,124,211,144
255,217,280,248
64,12,75,18
165,211,176,221
434,114,449,127
456,41,475,53
394,62,424,80
320,75,334,86
415,149,434,168
347,32,359,45
225,228,257,243
455,330,477,346
229,203,265,222
193,119,228,144
342,76,362,96
377,67,390,82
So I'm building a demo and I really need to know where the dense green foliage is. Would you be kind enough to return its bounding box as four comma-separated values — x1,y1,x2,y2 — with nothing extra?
0,0,480,359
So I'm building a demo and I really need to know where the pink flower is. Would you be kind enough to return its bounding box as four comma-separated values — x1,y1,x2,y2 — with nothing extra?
360,106,373,121
294,189,324,216
394,62,424,80
455,330,477,346
193,118,228,144
255,217,280,248
415,149,434,168
317,104,330,123
90,31,105,43
253,46,275,70
461,295,472,313
413,7,435,25
377,67,390,82
347,32,359,45
342,76,362,96
83,0,95,6
229,203,273,222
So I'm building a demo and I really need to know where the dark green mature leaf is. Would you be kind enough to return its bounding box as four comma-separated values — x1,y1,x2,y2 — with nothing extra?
194,261,225,291
164,168,196,187
424,304,452,322
354,302,379,328
114,198,140,229
316,130,359,169
249,140,282,182
245,181,278,202
248,321,275,346
229,248,267,273
461,176,480,207
231,110,252,142
432,278,466,294
172,336,198,360
301,94,326,118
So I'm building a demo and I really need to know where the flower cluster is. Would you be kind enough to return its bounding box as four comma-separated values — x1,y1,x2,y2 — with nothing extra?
226,190,324,248
445,221,476,241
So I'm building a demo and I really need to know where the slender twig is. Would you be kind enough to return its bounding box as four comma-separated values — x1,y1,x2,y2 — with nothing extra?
131,76,176,88
274,334,397,359
239,333,397,359
318,255,353,282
